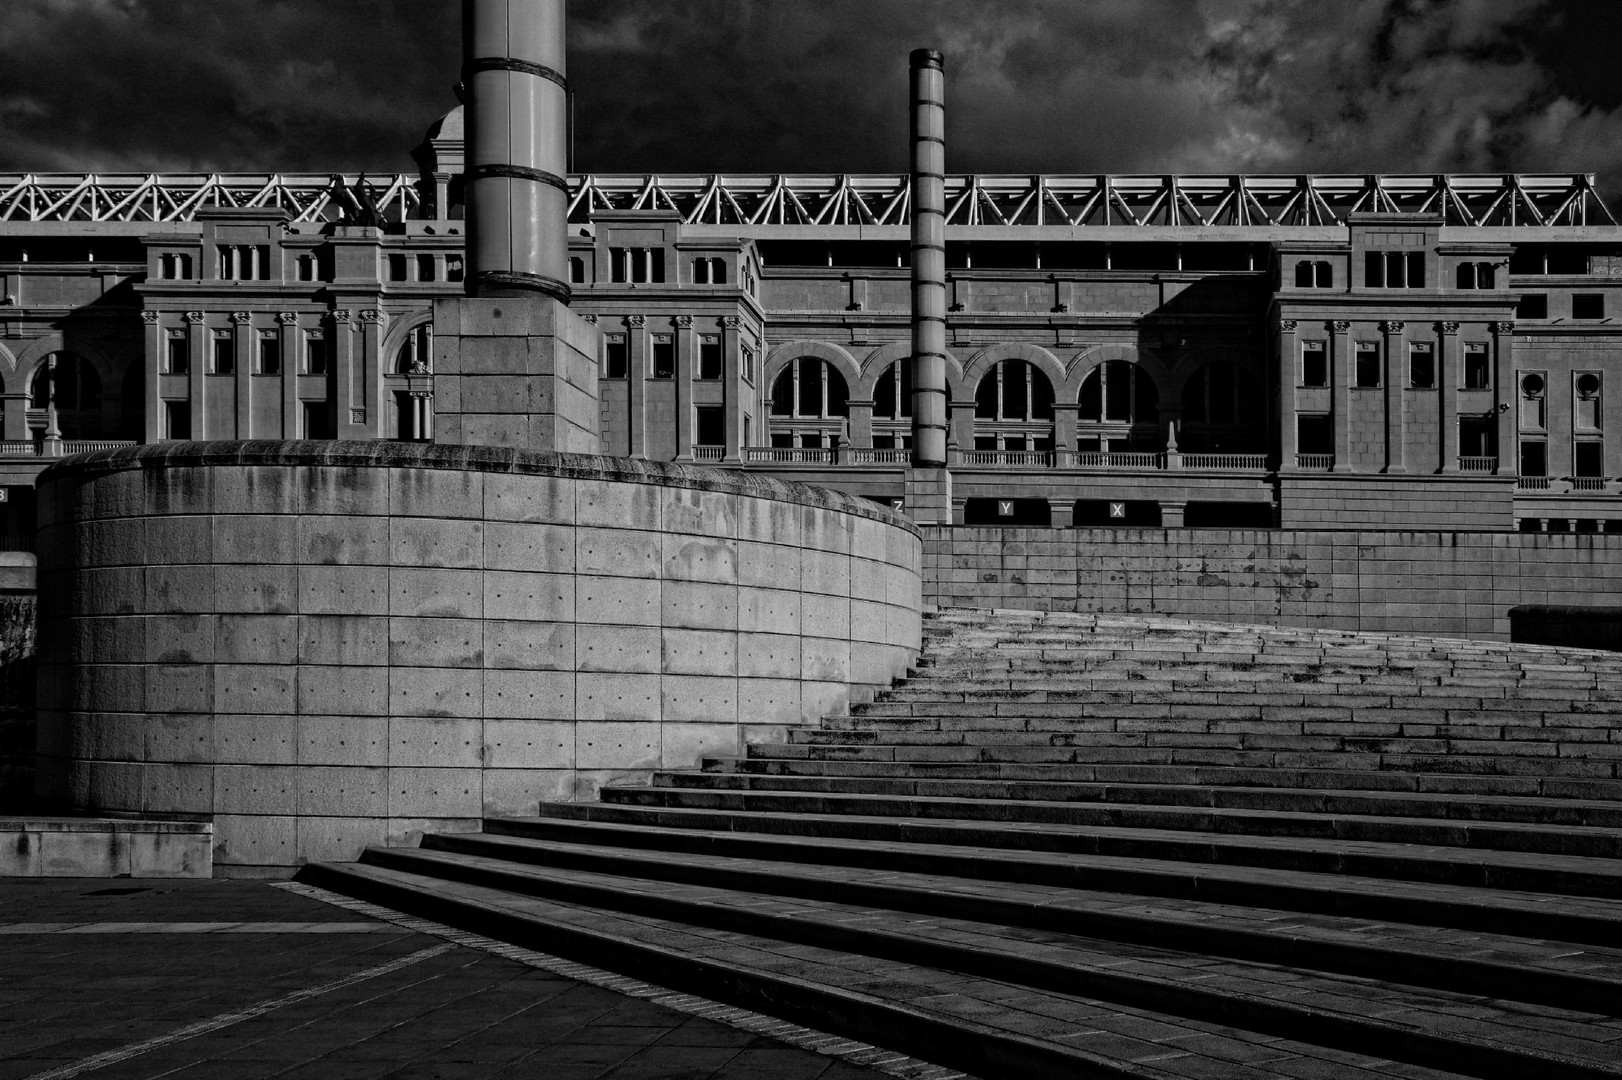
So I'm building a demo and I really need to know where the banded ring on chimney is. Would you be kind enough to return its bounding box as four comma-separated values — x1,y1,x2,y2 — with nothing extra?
463,0,572,302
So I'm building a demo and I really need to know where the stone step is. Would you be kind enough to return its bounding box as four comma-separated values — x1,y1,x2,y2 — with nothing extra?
341,845,1621,1079
548,796,1622,899
415,829,1622,1011
483,815,1622,948
597,784,1622,860
787,727,1615,753
743,740,1622,780
706,754,1622,800
299,859,1477,1080
657,771,1622,828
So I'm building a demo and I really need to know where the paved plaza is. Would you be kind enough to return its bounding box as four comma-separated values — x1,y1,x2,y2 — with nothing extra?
0,879,922,1080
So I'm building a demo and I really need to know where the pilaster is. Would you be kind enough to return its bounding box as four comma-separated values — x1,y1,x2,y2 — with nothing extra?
1277,320,1299,469
231,311,252,440
1437,322,1460,473
1492,321,1516,476
1329,320,1352,472
1380,320,1405,473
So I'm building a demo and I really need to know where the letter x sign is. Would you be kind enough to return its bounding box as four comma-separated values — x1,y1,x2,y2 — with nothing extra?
1109,502,1126,519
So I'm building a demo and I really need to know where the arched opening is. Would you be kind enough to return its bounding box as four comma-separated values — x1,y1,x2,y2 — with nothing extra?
1076,361,1158,453
870,360,912,450
386,323,434,441
1180,362,1263,453
971,359,1053,453
29,352,102,439
768,356,849,449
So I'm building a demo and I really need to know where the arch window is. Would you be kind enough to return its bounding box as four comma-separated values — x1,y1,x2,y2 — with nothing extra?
29,352,103,439
395,323,433,374
1180,362,1262,452
972,360,1053,452
768,357,848,449
1076,360,1158,453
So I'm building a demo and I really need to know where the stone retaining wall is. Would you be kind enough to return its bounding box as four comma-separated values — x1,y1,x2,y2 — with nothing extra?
34,442,922,874
924,526,1622,639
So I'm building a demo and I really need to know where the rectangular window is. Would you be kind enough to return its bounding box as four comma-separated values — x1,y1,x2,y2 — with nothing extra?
1354,342,1380,387
446,256,464,283
164,401,191,440
296,255,316,282
1459,416,1496,457
695,405,724,447
258,334,280,375
569,256,586,284
1298,414,1332,455
698,336,722,380
303,401,335,439
1520,440,1547,477
1364,250,1424,288
212,333,235,375
387,254,408,282
165,334,189,375
1301,341,1327,386
305,335,328,375
416,254,435,282
605,336,628,378
652,335,674,378
610,248,628,283
770,431,794,449
1409,343,1434,389
1575,441,1604,477
741,344,755,383
1517,293,1548,319
1464,344,1490,389
1573,293,1604,320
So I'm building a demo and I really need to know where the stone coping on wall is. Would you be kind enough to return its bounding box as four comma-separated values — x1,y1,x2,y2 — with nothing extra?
40,441,919,536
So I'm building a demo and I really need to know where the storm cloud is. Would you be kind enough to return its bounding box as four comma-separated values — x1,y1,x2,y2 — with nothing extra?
3,0,1621,201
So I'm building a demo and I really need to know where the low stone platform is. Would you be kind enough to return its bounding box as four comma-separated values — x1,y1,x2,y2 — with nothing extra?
0,816,211,877
304,610,1622,1080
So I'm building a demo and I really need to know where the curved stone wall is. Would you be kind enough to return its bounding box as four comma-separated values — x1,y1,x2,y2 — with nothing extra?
33,442,922,873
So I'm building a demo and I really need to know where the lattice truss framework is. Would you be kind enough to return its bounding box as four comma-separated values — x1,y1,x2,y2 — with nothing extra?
0,172,1614,228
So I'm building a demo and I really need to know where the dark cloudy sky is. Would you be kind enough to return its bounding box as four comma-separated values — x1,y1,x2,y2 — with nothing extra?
4,0,1622,196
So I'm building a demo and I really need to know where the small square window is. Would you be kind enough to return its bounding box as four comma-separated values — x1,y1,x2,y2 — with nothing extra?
416,254,435,282
1520,440,1547,477
1573,294,1604,320
387,254,408,282
695,405,724,447
304,401,335,439
164,401,191,440
1517,294,1548,319
1575,441,1604,477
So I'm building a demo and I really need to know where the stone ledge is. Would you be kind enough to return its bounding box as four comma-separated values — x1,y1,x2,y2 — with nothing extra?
40,441,918,536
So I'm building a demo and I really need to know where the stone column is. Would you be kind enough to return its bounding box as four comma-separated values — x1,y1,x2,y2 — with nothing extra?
1492,321,1516,476
277,312,299,438
1161,501,1187,528
846,399,875,450
141,310,162,442
721,315,742,464
950,400,976,454
185,310,206,439
674,314,694,461
348,309,384,438
1380,320,1405,473
231,311,252,440
1329,320,1352,472
1052,402,1078,467
328,309,355,439
625,314,645,457
1278,320,1298,470
1437,321,1459,473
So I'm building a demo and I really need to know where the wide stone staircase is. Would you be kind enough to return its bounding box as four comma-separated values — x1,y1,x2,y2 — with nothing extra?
302,610,1622,1079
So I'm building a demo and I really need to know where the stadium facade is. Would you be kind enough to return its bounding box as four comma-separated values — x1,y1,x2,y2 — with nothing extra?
1,107,1620,538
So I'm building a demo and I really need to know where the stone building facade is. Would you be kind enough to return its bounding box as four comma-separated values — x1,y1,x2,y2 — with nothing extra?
0,113,1619,536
